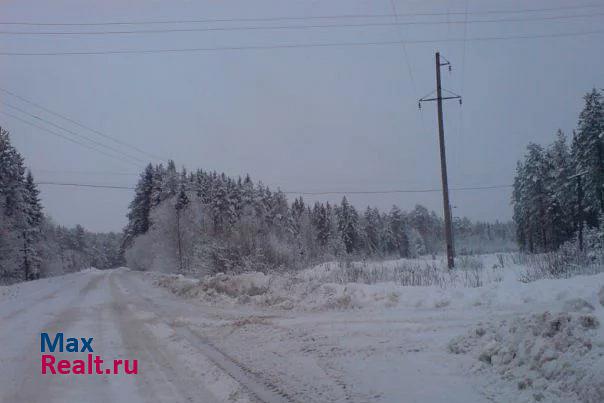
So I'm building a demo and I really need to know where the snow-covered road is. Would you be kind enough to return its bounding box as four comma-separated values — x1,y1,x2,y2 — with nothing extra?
3,268,600,402
0,268,304,402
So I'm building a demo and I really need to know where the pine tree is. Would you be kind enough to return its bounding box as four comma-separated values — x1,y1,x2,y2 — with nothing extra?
129,165,154,233
513,160,530,251
24,171,43,228
121,163,154,256
175,173,190,273
163,160,179,197
150,164,165,207
527,143,548,251
22,171,43,279
409,205,439,253
0,127,42,281
74,225,87,252
312,202,331,248
363,207,380,255
388,205,410,258
572,89,604,226
513,139,564,252
211,174,227,233
337,197,359,254
545,131,574,248
291,197,305,236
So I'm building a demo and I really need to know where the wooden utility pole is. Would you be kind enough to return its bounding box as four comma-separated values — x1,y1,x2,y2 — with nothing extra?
419,52,461,269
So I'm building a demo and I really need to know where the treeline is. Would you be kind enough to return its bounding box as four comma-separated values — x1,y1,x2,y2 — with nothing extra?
0,127,121,284
123,161,514,274
513,89,604,252
39,222,123,276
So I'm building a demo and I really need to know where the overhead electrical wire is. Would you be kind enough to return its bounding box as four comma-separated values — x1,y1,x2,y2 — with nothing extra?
0,110,144,168
0,3,602,26
284,185,513,195
0,87,166,162
452,0,470,216
2,29,603,56
388,0,417,97
34,169,139,176
34,180,513,194
1,12,602,36
1,100,148,165
0,4,592,198
37,182,136,190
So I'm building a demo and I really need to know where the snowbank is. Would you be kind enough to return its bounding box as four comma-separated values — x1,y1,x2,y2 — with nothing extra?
449,310,604,402
147,258,604,401
153,271,403,311
151,258,604,313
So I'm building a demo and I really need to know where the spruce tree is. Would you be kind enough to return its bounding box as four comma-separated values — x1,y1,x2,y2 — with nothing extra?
337,197,359,254
363,207,380,255
389,205,410,258
545,131,574,248
175,174,190,273
22,171,43,279
572,89,604,225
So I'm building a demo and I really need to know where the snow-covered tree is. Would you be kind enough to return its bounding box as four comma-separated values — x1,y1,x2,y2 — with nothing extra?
175,173,190,273
571,89,604,225
122,161,514,273
387,205,409,258
513,89,604,252
363,207,381,255
122,163,154,251
336,197,360,254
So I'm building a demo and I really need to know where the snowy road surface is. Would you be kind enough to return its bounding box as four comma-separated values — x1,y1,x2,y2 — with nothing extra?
0,268,569,402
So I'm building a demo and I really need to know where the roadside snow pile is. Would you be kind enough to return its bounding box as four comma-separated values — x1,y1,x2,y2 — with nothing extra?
449,310,604,402
152,259,604,312
154,271,405,311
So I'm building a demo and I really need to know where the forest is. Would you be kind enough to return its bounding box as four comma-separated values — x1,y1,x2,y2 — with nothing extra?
121,160,514,275
512,88,604,253
0,127,121,284
4,90,602,281
1,126,516,282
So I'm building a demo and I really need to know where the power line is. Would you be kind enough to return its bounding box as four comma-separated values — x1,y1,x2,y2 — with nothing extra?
388,0,417,98
284,185,513,195
34,180,513,194
2,30,603,56
1,100,148,165
37,182,136,190
34,169,139,176
2,12,603,35
0,110,143,168
453,0,470,211
0,87,166,162
1,3,602,26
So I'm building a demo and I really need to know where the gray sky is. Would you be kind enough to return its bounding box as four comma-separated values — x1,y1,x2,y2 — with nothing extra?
1,0,603,232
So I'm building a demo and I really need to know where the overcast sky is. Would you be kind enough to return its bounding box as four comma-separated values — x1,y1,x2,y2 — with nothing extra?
1,0,603,232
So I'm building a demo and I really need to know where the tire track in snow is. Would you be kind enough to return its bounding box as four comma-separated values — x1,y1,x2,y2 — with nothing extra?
2,271,113,403
107,272,222,403
174,325,298,403
114,270,299,403
0,273,85,322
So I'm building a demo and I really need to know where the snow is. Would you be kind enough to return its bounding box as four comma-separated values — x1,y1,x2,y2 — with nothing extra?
0,269,256,403
1,256,603,402
151,256,603,314
151,255,604,402
449,311,603,402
